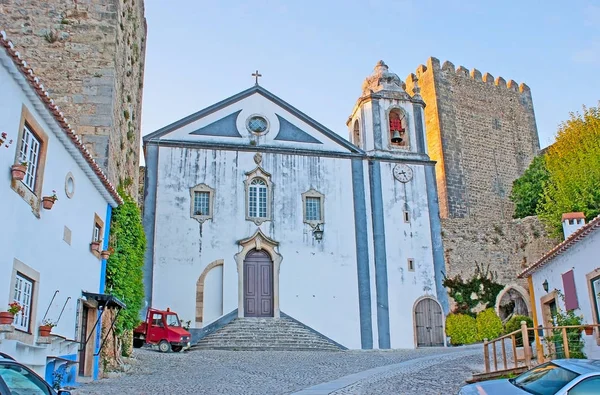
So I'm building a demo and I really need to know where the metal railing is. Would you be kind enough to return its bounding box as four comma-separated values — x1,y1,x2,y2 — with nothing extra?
482,321,599,374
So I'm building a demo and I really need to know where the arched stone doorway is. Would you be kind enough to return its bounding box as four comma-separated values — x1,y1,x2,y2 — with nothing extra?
243,249,273,317
195,259,224,327
495,284,531,322
234,229,283,318
413,297,445,347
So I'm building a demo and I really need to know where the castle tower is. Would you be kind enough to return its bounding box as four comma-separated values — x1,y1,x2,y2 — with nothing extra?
0,0,147,198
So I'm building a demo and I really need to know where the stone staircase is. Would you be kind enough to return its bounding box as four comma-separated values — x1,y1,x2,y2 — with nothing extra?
192,316,344,351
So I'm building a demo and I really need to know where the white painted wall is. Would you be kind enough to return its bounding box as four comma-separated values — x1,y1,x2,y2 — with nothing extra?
203,265,223,325
0,50,111,372
531,229,600,359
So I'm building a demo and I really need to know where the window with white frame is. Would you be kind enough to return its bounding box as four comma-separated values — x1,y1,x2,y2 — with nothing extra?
13,273,33,332
93,223,102,242
248,178,268,218
18,124,41,191
194,191,210,216
592,276,600,326
302,188,324,226
190,183,215,223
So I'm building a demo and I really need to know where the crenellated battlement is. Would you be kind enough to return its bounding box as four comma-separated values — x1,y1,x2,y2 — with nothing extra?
415,57,531,94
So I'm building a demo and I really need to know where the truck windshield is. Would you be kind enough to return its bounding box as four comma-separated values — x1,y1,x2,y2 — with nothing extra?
165,314,181,327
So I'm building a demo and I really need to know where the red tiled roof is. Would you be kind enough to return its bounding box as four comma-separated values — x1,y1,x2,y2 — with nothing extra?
518,214,600,278
561,212,585,221
0,31,122,205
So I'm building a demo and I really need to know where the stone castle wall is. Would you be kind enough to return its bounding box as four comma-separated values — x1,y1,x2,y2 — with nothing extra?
406,57,555,307
0,0,146,198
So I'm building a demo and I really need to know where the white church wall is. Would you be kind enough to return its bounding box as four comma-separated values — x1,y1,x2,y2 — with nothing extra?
378,161,437,348
151,145,363,348
203,265,224,325
531,230,600,359
0,56,112,370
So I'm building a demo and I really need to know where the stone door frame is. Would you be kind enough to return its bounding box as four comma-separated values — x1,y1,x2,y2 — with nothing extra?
235,229,282,318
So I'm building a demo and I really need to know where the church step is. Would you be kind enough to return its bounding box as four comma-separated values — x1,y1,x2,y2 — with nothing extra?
191,316,343,351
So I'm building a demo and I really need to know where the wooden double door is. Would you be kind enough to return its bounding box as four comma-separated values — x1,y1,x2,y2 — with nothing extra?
414,298,444,347
243,249,274,317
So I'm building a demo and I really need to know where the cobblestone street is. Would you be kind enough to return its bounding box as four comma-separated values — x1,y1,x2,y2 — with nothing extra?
71,346,482,395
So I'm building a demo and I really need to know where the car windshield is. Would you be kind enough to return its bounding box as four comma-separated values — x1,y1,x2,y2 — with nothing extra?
511,362,579,395
165,314,180,327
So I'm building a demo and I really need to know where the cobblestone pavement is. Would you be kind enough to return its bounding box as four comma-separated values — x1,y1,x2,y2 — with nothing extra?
71,346,483,395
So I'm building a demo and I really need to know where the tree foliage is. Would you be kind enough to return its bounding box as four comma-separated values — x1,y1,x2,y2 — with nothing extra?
539,104,600,235
105,190,146,334
445,313,478,345
510,155,549,218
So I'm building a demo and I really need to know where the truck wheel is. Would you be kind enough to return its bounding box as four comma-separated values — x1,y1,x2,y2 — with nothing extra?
158,340,170,353
171,346,183,352
133,339,144,348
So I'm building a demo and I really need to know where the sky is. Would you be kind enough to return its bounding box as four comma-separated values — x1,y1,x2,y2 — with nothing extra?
141,0,600,150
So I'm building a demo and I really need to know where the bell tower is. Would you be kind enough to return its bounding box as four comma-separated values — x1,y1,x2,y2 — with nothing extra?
347,61,427,156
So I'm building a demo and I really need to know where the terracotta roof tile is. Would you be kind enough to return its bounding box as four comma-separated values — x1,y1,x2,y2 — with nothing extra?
0,31,122,205
561,212,585,221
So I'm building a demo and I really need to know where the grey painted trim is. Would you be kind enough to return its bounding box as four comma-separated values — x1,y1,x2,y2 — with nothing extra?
141,144,159,319
372,99,383,150
274,114,323,144
144,140,437,165
144,85,362,154
280,312,347,350
413,104,426,153
189,110,243,137
368,160,391,349
351,159,373,349
425,165,450,315
188,309,238,345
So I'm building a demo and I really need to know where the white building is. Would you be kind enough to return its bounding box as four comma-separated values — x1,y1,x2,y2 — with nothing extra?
143,61,448,349
0,32,122,383
519,212,600,359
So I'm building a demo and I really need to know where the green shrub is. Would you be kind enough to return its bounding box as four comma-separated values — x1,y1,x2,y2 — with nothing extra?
505,315,534,347
446,313,478,345
476,308,503,341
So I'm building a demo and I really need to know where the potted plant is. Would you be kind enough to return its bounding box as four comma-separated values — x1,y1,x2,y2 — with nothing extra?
42,190,58,210
100,247,114,260
0,302,21,325
39,319,56,337
583,325,594,336
11,161,27,181
90,239,102,253
0,132,13,150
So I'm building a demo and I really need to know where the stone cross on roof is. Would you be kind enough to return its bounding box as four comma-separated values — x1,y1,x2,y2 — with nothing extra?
252,70,262,85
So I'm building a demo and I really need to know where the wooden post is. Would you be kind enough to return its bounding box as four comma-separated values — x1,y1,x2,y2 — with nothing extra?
483,338,490,373
501,337,507,370
521,321,532,369
561,327,570,359
511,334,518,368
492,340,498,371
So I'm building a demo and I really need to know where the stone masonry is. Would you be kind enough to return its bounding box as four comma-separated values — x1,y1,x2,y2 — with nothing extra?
406,57,556,299
0,0,147,198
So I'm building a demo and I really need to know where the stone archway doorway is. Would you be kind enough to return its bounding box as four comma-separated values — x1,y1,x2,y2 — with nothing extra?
243,249,274,317
414,297,445,347
495,284,531,322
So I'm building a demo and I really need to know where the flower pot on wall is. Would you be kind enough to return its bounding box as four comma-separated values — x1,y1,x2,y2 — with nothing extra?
100,250,111,260
90,241,101,253
584,326,594,336
41,197,56,210
39,325,52,337
10,164,26,181
0,312,14,325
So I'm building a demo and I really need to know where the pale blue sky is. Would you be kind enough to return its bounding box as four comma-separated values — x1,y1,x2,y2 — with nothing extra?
141,0,600,149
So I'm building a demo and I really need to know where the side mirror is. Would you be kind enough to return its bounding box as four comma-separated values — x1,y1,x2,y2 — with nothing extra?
58,391,72,395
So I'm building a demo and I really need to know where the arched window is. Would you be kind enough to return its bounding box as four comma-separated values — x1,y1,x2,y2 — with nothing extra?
248,178,268,218
353,119,361,147
389,109,408,147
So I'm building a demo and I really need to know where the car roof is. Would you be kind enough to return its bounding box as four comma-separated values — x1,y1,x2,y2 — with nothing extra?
553,359,600,374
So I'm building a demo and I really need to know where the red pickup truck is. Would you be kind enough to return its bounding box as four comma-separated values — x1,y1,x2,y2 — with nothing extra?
133,308,191,352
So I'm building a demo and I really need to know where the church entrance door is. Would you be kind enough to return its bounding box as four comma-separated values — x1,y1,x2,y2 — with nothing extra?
414,297,444,347
243,249,274,317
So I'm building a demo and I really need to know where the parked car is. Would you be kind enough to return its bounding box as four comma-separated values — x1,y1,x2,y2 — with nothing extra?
459,359,600,394
0,353,71,395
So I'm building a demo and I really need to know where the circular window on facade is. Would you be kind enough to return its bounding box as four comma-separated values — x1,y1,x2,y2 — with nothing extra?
246,115,269,134
65,172,75,198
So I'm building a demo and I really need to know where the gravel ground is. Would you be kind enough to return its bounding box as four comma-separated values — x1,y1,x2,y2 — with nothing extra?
71,346,483,395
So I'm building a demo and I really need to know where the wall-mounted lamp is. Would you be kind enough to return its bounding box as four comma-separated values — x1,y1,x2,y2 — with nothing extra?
542,279,549,293
313,224,324,241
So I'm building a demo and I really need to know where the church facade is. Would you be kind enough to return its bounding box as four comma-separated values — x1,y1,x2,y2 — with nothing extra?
142,62,448,349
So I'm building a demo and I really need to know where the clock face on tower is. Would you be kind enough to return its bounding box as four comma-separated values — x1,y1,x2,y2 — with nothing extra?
393,164,413,183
